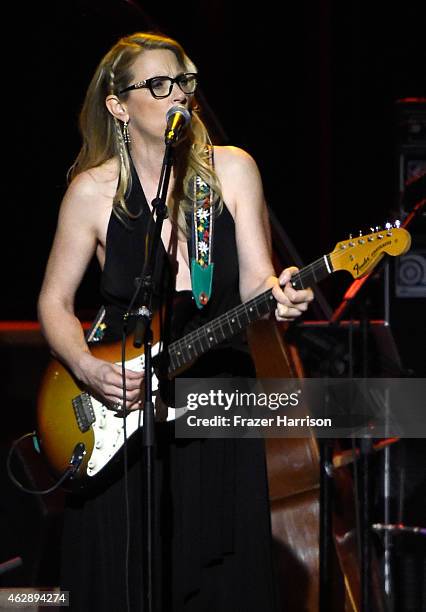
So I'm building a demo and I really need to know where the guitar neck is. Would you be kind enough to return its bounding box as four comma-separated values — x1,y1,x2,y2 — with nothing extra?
168,253,333,375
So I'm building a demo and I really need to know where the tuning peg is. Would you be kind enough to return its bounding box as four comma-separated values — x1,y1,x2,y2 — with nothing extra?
370,227,375,233
349,233,353,239
394,220,401,228
359,230,363,236
385,222,392,230
375,225,381,232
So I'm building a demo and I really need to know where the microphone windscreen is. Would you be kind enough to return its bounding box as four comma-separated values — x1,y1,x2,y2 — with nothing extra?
166,105,191,126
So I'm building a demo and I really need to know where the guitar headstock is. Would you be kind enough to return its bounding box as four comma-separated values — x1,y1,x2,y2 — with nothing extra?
329,223,411,278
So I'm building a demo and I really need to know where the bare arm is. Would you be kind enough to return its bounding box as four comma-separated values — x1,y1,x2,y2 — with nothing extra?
38,174,98,373
38,171,143,407
215,146,314,320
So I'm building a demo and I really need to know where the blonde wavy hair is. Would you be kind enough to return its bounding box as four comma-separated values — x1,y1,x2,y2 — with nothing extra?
69,32,222,229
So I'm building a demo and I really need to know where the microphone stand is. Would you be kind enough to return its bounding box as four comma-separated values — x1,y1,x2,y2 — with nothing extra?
359,304,373,612
126,141,174,612
329,207,424,611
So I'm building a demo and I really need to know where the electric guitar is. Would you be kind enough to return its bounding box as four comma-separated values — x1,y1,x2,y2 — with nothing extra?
36,226,411,488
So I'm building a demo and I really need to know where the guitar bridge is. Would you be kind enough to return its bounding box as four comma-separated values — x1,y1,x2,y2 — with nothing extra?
72,392,95,433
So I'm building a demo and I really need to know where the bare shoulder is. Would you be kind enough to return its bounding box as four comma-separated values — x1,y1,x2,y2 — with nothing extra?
59,159,119,234
212,146,264,216
63,159,118,212
213,145,260,176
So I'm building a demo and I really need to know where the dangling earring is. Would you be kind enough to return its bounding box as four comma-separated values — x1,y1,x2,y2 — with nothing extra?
123,120,131,145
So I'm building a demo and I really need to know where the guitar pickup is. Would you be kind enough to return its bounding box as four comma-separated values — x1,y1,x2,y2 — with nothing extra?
72,392,96,433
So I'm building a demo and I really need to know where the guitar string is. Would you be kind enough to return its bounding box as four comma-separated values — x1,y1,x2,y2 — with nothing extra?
170,255,328,352
169,231,402,364
170,254,330,356
177,228,402,349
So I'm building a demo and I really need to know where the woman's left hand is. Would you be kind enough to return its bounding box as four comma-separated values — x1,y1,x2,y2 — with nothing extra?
272,266,314,322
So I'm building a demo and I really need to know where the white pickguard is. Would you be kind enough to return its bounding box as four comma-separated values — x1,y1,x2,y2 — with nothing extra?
86,341,188,477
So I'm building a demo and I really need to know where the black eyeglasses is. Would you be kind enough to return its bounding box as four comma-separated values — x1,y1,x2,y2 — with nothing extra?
119,72,198,98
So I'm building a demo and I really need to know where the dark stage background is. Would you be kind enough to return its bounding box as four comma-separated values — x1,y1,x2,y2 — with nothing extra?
1,0,425,605
3,0,425,322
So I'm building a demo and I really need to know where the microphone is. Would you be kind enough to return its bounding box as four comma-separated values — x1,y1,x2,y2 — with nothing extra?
165,105,191,144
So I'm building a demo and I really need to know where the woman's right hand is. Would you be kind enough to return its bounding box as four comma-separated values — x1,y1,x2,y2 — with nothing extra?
75,352,145,410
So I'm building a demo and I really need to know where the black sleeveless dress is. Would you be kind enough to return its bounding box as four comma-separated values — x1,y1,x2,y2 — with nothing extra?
60,167,279,612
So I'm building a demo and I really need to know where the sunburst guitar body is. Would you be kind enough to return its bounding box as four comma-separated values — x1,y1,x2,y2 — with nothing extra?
36,226,411,489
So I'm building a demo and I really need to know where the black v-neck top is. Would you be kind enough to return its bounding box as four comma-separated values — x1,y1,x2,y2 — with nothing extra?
100,164,249,359
62,166,278,612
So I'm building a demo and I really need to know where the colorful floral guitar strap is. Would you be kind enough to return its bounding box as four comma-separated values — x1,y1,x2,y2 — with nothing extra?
190,148,215,309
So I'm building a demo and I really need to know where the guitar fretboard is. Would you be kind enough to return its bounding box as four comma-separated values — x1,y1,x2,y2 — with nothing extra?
168,253,332,374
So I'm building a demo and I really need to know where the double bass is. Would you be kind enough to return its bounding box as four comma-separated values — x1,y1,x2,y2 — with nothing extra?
246,221,411,610
248,319,385,610
248,318,325,611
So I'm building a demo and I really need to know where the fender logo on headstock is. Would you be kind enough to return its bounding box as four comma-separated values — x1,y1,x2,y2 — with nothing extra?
353,257,370,275
371,239,392,258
